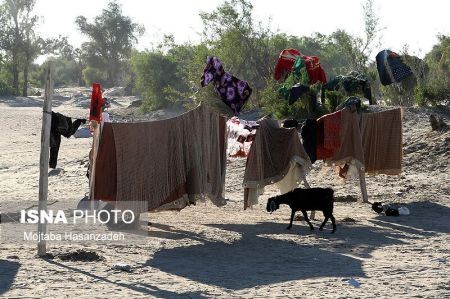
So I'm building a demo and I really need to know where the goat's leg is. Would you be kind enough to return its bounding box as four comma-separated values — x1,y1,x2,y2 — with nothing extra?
319,211,329,231
301,210,314,231
330,215,336,233
287,209,295,230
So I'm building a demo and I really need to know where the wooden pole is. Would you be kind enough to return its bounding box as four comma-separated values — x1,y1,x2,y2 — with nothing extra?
359,166,369,203
37,65,53,256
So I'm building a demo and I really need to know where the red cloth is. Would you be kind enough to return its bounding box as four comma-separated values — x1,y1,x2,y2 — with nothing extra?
316,110,341,160
302,55,327,84
89,83,103,122
274,48,301,81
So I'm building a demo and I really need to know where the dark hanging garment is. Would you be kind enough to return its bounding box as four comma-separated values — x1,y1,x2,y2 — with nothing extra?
300,119,317,163
49,112,86,168
289,84,310,105
376,50,413,86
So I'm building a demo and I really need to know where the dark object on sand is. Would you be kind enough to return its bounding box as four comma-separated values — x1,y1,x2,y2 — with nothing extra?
58,249,104,262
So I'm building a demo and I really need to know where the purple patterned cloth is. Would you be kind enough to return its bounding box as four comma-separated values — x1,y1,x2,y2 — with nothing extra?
201,56,252,115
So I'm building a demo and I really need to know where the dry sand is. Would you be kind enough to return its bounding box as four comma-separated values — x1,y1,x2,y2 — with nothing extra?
0,88,449,298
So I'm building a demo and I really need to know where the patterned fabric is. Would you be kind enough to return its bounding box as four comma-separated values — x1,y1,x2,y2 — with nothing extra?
376,50,413,86
201,56,252,116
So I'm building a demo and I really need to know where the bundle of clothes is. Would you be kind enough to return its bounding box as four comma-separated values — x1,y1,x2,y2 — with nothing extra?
300,100,403,178
274,48,327,108
226,117,259,158
322,71,374,105
274,48,327,84
372,202,410,216
201,56,252,116
94,104,228,212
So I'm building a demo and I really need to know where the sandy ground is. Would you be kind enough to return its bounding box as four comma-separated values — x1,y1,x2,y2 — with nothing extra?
0,89,449,298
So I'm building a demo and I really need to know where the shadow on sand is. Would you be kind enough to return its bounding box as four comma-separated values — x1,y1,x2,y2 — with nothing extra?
145,222,366,290
44,259,208,298
144,201,450,290
0,260,20,296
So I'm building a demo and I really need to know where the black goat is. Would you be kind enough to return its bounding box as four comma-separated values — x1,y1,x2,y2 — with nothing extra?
266,187,336,233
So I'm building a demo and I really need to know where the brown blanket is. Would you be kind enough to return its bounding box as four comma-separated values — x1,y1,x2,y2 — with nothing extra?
361,108,403,175
243,119,311,209
94,104,227,212
327,107,402,175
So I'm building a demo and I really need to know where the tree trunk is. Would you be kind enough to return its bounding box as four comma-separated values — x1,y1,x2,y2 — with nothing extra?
12,52,19,95
22,52,30,96
12,12,20,95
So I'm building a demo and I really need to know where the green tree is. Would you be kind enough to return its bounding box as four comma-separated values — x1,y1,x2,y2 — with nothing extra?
0,0,34,94
75,1,144,86
0,0,66,95
130,49,182,111
199,0,275,107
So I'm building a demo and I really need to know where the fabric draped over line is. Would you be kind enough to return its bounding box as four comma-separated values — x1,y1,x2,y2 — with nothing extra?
316,110,342,160
360,108,403,175
93,104,228,213
302,107,403,175
200,56,252,116
243,119,312,209
325,107,365,170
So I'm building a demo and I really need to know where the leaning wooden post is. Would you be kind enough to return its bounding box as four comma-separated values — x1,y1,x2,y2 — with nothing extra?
37,65,53,256
359,166,369,203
